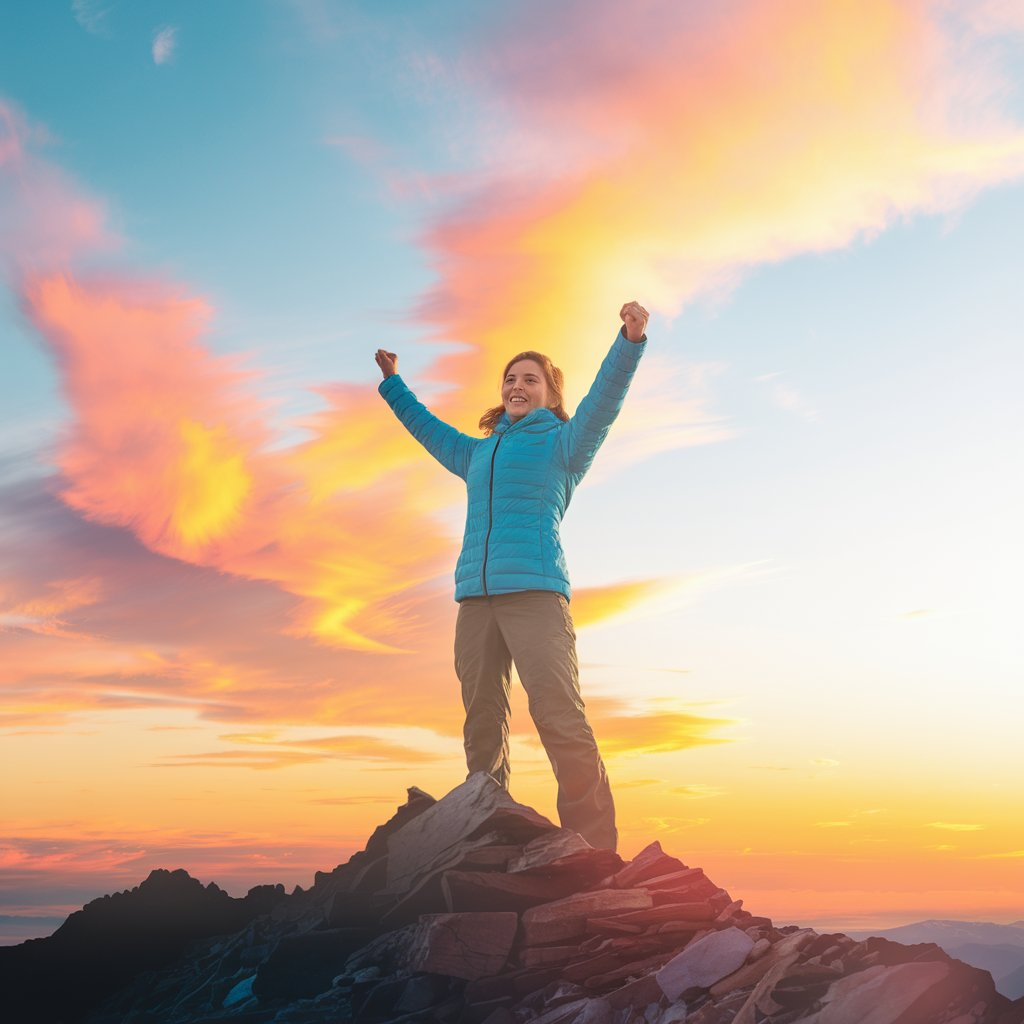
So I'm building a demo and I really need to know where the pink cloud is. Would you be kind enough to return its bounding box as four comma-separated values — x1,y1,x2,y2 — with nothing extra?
0,99,118,270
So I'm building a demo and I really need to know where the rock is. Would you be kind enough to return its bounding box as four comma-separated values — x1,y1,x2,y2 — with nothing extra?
442,866,586,913
657,1005,690,1024
583,950,676,991
656,926,756,1000
799,961,952,1023
385,772,555,895
407,912,518,981
379,831,518,927
711,927,815,1000
521,889,654,945
613,842,687,888
13,780,1022,1024
254,928,370,1000
593,902,716,928
508,828,594,870
604,971,666,1010
221,974,256,1008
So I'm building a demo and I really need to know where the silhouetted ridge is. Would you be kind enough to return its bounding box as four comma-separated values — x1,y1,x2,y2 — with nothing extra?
0,867,286,1023
2,774,1022,1023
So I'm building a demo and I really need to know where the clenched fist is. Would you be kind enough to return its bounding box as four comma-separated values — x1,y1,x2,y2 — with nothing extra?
375,349,398,379
620,301,649,343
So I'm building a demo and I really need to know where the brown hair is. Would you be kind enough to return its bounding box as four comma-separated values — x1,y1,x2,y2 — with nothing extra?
478,350,570,436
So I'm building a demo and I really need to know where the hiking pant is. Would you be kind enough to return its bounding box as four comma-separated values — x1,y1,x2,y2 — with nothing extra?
454,590,617,851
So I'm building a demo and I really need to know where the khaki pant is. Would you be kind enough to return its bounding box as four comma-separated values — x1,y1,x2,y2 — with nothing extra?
454,590,617,851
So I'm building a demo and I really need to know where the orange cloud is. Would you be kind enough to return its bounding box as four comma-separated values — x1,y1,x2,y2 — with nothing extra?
570,579,671,630
22,273,460,654
586,696,734,756
403,0,1024,463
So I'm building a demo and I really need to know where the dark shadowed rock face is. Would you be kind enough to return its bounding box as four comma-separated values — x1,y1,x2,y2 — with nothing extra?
4,775,1024,1024
0,867,288,1023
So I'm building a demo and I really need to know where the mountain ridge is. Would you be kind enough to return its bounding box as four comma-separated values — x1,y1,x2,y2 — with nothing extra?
2,775,1022,1024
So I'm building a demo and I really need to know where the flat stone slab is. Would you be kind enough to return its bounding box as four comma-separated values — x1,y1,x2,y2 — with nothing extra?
408,912,519,981
799,962,952,1024
656,925,756,1000
521,889,654,945
508,829,623,882
442,868,583,913
385,772,555,894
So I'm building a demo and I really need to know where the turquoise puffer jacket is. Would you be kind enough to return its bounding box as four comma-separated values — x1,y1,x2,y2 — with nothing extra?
379,328,646,601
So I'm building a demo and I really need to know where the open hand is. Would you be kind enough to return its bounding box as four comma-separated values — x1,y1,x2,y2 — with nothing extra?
620,300,649,343
375,349,398,379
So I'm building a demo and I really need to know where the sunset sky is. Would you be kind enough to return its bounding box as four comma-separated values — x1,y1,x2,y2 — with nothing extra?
2,1,1023,944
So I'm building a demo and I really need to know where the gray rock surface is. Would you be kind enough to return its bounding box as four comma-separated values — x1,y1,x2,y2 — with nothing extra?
655,926,756,1000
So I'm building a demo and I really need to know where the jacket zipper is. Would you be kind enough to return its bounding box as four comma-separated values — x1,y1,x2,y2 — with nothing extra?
481,433,502,596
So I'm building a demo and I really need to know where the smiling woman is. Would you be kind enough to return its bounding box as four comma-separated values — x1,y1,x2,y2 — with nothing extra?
374,301,649,850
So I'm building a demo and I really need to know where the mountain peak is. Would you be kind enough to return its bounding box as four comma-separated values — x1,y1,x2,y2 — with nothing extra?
3,774,1022,1024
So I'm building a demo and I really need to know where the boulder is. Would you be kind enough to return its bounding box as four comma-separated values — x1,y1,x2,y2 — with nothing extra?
656,925,756,1000
385,773,554,894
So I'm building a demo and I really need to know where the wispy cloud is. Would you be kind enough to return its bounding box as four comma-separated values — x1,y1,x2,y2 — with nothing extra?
395,0,1024,465
755,373,819,422
71,0,113,36
155,730,445,770
926,821,985,831
0,99,118,268
152,25,178,65
587,696,734,756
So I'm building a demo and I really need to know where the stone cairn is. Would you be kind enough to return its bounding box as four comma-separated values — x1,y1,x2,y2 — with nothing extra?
82,773,1023,1024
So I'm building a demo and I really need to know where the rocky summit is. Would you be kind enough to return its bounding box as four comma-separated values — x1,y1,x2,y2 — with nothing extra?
4,773,1023,1024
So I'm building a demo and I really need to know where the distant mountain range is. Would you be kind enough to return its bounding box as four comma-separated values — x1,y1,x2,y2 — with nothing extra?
847,920,1024,999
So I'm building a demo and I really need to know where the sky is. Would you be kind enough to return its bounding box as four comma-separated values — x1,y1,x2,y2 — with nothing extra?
1,0,1023,944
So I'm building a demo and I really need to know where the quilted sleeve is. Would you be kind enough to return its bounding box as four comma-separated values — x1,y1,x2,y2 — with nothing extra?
562,327,646,478
378,374,475,480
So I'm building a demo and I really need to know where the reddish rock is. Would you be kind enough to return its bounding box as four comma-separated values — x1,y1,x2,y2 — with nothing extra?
597,902,716,928
519,945,581,968
799,961,952,1023
521,889,654,945
612,842,687,889
710,927,815,999
442,867,584,913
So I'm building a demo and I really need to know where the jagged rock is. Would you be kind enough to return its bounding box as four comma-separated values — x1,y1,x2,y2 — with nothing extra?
385,772,555,895
612,842,687,888
442,866,587,912
405,912,518,981
0,868,287,1024
222,974,257,1007
800,961,953,1022
508,829,624,883
655,925,756,1000
379,832,521,928
254,928,372,1000
7,780,1021,1024
711,926,815,1000
522,889,655,945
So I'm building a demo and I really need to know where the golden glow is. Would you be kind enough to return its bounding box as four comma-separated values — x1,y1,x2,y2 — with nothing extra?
173,419,251,546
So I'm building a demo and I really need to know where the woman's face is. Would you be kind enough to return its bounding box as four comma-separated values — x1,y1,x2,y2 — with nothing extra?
502,359,550,421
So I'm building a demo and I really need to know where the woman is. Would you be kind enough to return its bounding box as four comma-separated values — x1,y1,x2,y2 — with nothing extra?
375,301,649,851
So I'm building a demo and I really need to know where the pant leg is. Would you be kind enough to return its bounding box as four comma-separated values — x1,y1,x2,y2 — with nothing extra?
493,591,617,851
454,597,513,790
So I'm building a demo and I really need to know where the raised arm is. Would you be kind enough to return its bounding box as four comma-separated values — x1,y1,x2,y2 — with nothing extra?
376,349,475,480
561,302,649,478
